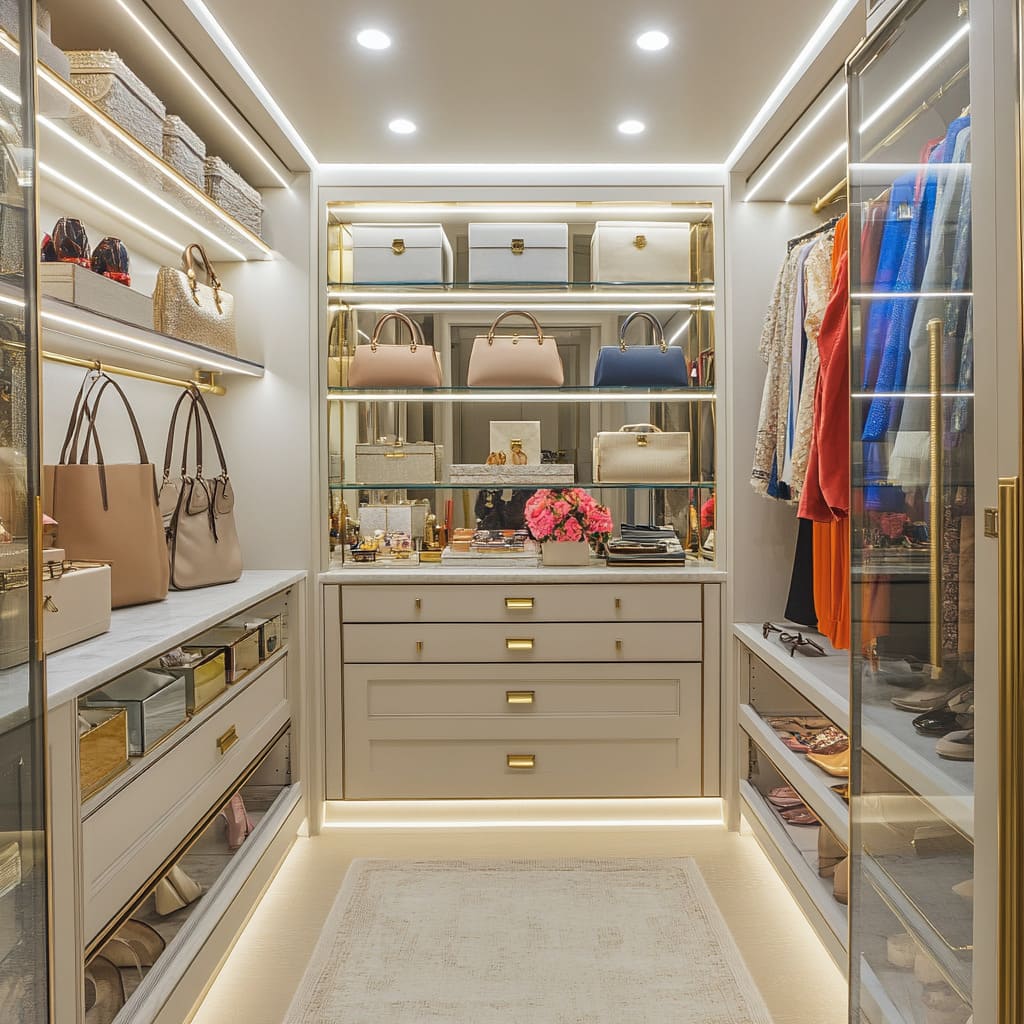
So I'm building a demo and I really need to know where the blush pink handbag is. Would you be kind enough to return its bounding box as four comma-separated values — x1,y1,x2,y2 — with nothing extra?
348,311,443,387
467,310,564,387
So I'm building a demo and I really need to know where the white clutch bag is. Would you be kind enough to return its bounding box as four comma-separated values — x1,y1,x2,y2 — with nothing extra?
593,424,690,483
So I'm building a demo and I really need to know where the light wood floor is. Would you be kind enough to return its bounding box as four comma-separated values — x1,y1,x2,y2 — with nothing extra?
191,821,848,1024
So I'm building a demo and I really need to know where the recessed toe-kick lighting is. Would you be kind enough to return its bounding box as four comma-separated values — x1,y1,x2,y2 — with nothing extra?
618,119,645,135
357,28,391,50
388,118,417,135
636,30,669,51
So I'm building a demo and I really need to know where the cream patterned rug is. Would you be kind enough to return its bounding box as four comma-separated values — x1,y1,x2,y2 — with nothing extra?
284,858,773,1023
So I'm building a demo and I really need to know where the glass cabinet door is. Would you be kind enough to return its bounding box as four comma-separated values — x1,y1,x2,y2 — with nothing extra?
847,0,974,1021
0,2,49,1021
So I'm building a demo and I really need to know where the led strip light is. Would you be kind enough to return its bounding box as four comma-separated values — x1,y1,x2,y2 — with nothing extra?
328,203,712,218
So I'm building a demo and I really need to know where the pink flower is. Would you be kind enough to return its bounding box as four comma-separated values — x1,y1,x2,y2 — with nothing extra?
552,500,571,520
560,518,583,542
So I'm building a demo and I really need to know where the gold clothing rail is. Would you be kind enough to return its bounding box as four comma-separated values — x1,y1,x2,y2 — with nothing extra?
42,351,225,395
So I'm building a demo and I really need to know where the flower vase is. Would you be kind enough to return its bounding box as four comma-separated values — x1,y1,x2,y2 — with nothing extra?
540,541,590,567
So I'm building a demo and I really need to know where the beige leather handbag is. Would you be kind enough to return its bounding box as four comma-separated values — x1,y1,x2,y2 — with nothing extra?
159,386,242,590
44,373,169,608
593,423,691,483
348,311,442,387
153,243,236,354
467,310,564,387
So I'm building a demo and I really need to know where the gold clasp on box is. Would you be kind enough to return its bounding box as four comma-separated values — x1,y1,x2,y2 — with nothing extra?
507,754,536,769
636,434,649,447
633,234,647,250
511,238,525,255
392,238,406,255
217,725,238,755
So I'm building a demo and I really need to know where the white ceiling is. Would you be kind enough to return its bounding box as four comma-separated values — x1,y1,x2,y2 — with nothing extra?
194,0,844,165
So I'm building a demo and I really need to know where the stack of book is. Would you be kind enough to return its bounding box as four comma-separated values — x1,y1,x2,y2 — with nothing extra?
603,524,688,566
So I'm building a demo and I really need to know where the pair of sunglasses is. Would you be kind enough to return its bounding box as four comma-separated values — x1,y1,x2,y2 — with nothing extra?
762,621,826,657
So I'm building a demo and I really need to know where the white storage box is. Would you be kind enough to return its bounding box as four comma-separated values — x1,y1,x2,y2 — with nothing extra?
351,224,452,285
39,263,152,329
68,51,166,156
468,223,568,284
591,221,692,283
354,442,444,485
42,564,111,654
163,115,206,189
204,156,263,237
489,421,541,465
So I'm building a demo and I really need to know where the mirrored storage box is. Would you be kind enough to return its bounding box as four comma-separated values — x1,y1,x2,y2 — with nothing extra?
78,707,129,798
84,666,188,755
187,625,261,684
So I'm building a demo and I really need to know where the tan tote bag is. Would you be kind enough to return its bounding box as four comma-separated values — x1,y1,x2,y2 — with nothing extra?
467,310,564,387
153,243,236,354
348,311,442,388
159,386,242,590
45,373,169,608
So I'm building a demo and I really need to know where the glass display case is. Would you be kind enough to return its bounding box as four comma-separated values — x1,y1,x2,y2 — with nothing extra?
847,0,974,1020
0,2,49,1020
323,200,718,570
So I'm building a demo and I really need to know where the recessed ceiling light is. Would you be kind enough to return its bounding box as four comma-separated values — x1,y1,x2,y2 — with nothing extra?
357,28,391,50
636,30,669,51
618,119,645,135
389,118,417,135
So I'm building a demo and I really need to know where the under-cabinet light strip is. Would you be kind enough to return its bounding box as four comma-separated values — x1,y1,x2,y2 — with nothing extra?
850,291,972,300
111,0,295,186
327,391,717,403
323,817,724,829
328,203,711,217
852,391,974,400
328,303,711,313
328,289,715,303
785,143,846,203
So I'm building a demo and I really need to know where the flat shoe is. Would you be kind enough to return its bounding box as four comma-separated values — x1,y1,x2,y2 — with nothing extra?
807,748,850,777
766,786,804,809
913,709,959,735
781,807,819,826
890,681,972,713
936,729,974,761
84,955,124,1024
831,784,849,802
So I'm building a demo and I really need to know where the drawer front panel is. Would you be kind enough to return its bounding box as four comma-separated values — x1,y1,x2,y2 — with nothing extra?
82,659,289,942
341,584,701,623
343,621,701,663
355,662,701,718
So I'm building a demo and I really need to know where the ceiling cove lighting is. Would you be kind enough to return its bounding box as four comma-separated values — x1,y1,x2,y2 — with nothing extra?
357,28,392,50
329,204,711,217
388,118,417,135
745,82,847,201
636,30,670,51
785,142,846,202
725,0,857,169
618,120,646,135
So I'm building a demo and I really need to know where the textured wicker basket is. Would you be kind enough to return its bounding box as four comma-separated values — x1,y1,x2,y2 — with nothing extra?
204,156,263,237
163,114,206,188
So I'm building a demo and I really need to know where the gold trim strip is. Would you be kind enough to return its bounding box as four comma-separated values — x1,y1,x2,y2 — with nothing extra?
928,318,944,674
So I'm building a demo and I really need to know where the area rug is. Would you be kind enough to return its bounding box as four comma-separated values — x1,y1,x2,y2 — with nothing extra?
284,858,774,1023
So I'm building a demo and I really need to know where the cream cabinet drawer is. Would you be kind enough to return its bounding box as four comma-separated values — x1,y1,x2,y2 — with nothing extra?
82,658,289,943
341,583,701,623
349,662,700,718
343,621,701,663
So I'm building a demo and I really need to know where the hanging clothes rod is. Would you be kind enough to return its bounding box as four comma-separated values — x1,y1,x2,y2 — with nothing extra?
42,351,225,396
787,215,840,250
812,178,847,214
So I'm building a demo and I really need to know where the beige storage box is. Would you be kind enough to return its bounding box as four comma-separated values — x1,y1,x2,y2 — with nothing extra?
68,51,166,156
468,222,568,284
354,442,444,486
351,223,453,285
358,503,428,540
189,625,260,683
0,3,70,82
79,707,129,798
162,114,206,189
84,667,187,756
164,648,227,713
591,221,692,283
42,563,111,654
204,156,263,237
39,263,153,329
449,464,575,485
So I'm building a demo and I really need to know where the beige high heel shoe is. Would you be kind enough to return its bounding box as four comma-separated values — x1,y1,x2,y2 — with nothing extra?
832,856,849,905
817,826,847,878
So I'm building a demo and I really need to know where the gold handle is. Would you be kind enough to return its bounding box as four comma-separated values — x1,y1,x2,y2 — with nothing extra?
616,640,623,651
511,238,525,254
391,238,405,255
506,690,535,705
614,598,622,609
415,598,422,610
217,726,238,755
416,641,423,652
505,597,535,609
507,754,535,769
506,638,534,651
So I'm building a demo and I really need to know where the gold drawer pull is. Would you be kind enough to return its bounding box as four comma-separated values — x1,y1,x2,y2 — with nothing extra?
217,726,238,755
506,690,535,705
505,596,535,610
506,638,534,651
616,639,623,651
416,641,424,652
507,754,535,769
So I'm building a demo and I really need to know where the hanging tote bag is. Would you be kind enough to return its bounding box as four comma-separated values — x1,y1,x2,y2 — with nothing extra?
44,373,169,608
467,310,564,387
593,423,691,484
347,311,442,388
159,386,242,590
593,311,688,387
153,243,236,354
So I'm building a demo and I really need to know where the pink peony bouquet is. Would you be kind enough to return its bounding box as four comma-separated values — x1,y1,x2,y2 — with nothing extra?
523,488,614,547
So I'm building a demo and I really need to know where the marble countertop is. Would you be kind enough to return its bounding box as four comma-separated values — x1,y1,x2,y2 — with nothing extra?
321,563,726,585
44,569,306,711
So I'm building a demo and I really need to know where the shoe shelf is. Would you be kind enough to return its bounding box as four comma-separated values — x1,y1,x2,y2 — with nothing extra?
738,705,848,839
860,958,940,1024
0,27,274,264
734,623,849,732
739,779,848,972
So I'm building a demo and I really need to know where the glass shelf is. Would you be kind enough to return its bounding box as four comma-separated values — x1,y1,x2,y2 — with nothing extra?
327,386,716,403
330,481,717,491
329,280,715,291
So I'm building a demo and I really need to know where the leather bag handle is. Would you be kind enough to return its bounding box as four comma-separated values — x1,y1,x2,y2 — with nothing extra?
182,243,224,313
163,387,202,481
189,385,230,478
486,310,546,346
618,423,663,433
368,311,425,353
60,371,107,466
618,312,667,353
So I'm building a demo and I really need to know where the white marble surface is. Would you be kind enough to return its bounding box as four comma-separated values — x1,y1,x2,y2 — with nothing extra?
321,563,726,585
0,665,33,734
45,570,306,711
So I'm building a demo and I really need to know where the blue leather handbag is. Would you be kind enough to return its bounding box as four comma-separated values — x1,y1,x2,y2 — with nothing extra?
593,311,688,387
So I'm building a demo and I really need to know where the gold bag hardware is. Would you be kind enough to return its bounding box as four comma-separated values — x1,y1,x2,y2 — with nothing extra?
633,234,647,249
